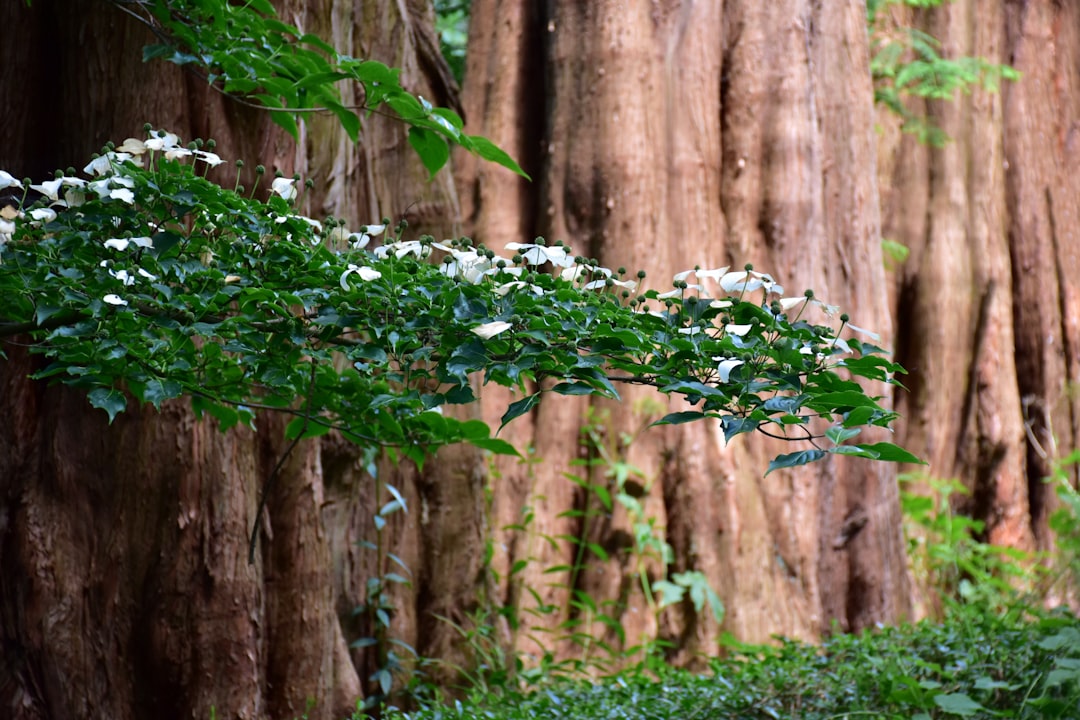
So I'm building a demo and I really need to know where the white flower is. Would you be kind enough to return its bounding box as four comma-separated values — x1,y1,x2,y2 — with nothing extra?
494,280,545,297
0,170,23,190
340,264,382,289
504,241,574,268
31,179,64,202
193,150,223,167
724,323,753,337
110,269,135,286
471,320,513,339
714,357,744,383
719,270,782,295
109,188,134,204
83,152,132,176
103,294,128,306
846,323,881,341
274,214,323,233
116,138,148,155
346,223,385,249
28,208,56,223
103,237,153,251
583,278,636,291
374,240,448,260
164,147,194,161
271,177,298,201
144,132,181,151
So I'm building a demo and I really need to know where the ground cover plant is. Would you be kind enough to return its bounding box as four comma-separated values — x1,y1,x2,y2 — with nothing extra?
377,609,1080,720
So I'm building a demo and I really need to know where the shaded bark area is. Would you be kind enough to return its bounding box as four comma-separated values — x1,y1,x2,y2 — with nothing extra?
0,0,468,718
459,0,909,659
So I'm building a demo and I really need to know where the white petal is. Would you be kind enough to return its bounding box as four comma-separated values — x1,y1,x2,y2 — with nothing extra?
137,268,157,280
28,208,56,222
716,358,744,383
678,326,702,335
356,266,381,281
725,324,753,337
116,138,148,155
846,324,881,341
144,132,180,151
695,267,730,281
84,156,114,176
0,219,16,235
361,223,386,237
103,294,128,306
271,177,298,201
31,179,64,202
194,150,223,167
109,188,135,204
779,297,807,310
104,238,130,251
131,237,153,248
709,299,733,309
0,170,23,190
673,269,695,282
471,320,513,339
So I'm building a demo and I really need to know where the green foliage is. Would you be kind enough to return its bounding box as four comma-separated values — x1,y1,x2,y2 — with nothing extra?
0,130,912,477
434,0,470,85
901,475,1037,620
107,0,522,178
1044,450,1080,604
378,610,1080,719
868,0,1019,146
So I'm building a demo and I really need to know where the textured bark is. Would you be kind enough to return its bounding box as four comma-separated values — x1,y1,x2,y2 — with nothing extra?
0,1,464,718
878,0,1080,610
459,0,910,658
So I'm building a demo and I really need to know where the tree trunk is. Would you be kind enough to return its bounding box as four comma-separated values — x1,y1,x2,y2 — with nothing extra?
459,0,911,658
877,0,1080,609
0,1,465,718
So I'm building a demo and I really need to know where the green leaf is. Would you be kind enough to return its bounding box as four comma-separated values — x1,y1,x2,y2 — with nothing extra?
765,449,826,476
499,393,541,432
143,379,183,408
407,127,450,179
284,416,333,440
34,305,64,325
852,442,925,464
88,387,127,423
470,437,521,456
933,692,984,716
652,411,708,426
465,134,530,180
826,425,862,445
552,381,597,396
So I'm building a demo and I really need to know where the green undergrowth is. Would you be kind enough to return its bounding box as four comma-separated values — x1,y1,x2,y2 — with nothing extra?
374,609,1080,720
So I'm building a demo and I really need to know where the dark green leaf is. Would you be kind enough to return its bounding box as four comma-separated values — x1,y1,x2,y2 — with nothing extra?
765,449,826,476
499,393,541,431
407,127,450,179
88,387,127,423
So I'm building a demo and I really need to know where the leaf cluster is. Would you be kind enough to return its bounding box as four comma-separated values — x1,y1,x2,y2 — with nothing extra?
868,0,1019,146
113,0,523,178
0,130,916,474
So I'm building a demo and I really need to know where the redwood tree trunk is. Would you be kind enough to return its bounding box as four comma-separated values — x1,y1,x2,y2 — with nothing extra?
877,0,1080,610
460,0,910,657
0,1,465,718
